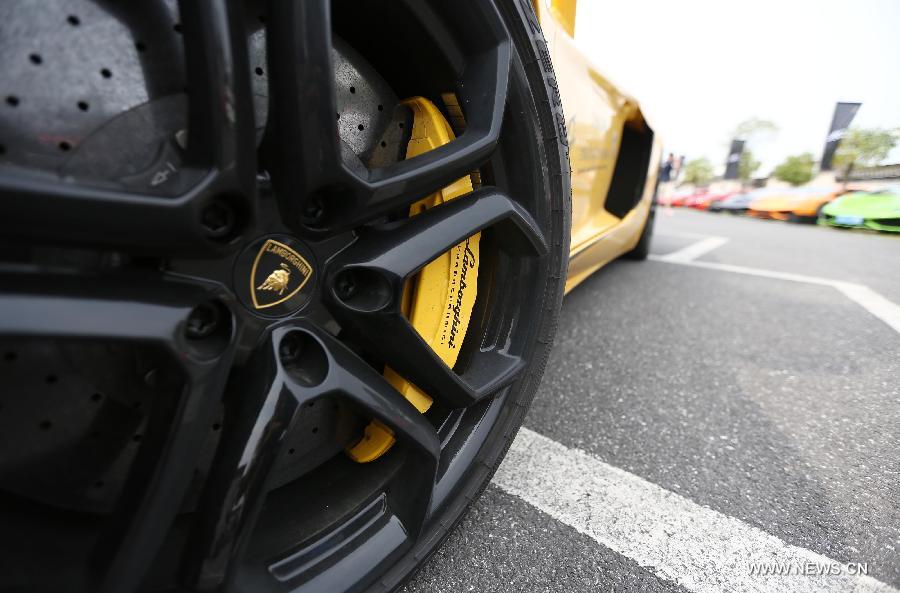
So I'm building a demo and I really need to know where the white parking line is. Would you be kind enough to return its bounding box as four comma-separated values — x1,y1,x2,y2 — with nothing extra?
494,427,899,593
653,236,731,263
833,282,900,335
648,256,900,335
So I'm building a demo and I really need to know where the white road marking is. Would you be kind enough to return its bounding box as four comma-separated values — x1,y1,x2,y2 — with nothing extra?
648,256,837,286
653,236,730,263
834,282,900,335
494,427,899,593
648,255,900,336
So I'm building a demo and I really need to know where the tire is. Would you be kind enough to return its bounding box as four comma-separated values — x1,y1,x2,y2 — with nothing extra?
623,205,655,260
0,1,570,592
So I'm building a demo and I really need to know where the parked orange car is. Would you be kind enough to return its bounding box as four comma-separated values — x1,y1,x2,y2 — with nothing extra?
747,187,847,222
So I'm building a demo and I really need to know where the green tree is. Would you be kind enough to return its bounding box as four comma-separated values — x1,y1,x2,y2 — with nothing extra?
773,153,815,186
738,150,760,182
682,157,714,186
833,127,898,172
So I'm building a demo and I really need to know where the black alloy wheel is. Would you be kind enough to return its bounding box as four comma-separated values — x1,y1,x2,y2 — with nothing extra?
0,0,571,592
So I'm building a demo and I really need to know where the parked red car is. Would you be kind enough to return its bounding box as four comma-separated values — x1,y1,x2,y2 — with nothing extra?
659,190,703,207
684,191,735,210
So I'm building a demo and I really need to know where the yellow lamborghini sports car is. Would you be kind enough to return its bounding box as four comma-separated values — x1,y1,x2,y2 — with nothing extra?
0,1,657,592
747,187,844,222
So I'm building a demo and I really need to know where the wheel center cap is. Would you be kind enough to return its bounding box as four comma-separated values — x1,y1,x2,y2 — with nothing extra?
234,235,317,316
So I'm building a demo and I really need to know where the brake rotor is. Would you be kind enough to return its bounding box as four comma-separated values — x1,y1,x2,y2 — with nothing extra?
0,0,406,191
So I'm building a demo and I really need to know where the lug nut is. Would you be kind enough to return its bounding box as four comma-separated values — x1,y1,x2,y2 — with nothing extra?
333,269,392,311
279,333,303,364
186,302,221,340
302,194,325,225
334,271,357,300
201,200,235,238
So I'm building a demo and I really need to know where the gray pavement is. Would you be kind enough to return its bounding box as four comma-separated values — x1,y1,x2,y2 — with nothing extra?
656,208,900,301
404,208,900,592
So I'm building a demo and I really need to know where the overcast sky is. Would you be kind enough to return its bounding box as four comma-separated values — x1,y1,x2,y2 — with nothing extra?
573,0,900,175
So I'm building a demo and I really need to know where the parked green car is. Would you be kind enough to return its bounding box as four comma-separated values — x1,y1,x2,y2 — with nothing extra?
819,187,900,232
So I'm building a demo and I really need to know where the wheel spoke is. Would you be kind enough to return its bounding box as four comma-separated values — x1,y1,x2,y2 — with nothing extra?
97,347,236,593
265,0,343,229
0,170,228,256
323,187,544,408
0,271,237,593
265,0,511,235
342,40,511,230
178,0,257,193
335,187,547,279
182,324,439,590
349,310,524,409
181,328,300,590
0,271,227,343
315,325,442,461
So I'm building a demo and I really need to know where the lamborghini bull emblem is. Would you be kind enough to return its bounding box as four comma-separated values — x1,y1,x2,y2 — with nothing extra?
250,239,313,310
258,263,292,296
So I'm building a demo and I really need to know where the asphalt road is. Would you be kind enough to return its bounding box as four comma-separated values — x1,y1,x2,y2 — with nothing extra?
404,208,900,593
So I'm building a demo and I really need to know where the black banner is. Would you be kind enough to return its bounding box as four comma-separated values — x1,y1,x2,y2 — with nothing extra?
723,139,744,180
820,102,861,171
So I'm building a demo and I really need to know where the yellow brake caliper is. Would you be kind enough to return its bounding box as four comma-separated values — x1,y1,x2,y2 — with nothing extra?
346,96,479,462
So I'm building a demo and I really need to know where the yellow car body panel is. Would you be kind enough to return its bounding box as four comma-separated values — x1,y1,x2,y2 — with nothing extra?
533,0,663,293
